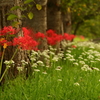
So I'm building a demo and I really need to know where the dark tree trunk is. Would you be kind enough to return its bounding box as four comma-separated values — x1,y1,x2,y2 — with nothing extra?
62,11,72,34
23,0,48,50
47,0,61,34
23,0,47,33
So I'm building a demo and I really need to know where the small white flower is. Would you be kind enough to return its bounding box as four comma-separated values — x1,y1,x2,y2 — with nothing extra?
90,61,95,63
6,65,11,68
95,58,100,61
74,82,80,86
31,63,37,68
87,55,94,60
21,60,28,66
10,60,15,64
73,62,79,66
30,58,36,61
55,66,62,71
81,65,92,71
88,50,94,53
93,67,100,71
44,54,50,59
37,61,43,64
37,61,44,66
67,50,71,53
89,45,94,49
58,53,64,58
61,40,68,47
81,66,88,71
34,69,40,72
57,79,62,82
66,54,74,59
84,59,87,61
52,56,59,62
82,53,86,55
87,67,93,71
31,50,38,55
94,53,100,57
78,56,83,59
4,60,15,65
49,51,55,55
79,61,85,65
42,71,47,74
69,59,75,62
63,58,66,60
46,65,50,68
17,67,23,72
4,60,10,65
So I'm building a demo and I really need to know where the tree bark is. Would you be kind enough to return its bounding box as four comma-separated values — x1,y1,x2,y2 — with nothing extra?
23,0,47,33
62,11,72,34
47,0,61,34
23,0,48,50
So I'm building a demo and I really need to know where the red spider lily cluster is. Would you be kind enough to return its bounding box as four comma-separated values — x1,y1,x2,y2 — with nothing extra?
46,30,75,45
0,26,76,50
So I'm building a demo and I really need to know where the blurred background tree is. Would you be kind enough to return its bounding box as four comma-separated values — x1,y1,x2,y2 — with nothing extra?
61,0,100,38
77,15,100,39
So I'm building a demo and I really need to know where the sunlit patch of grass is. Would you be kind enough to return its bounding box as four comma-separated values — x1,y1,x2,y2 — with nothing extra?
73,35,89,42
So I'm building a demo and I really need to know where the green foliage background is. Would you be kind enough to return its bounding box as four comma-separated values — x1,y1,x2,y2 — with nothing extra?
61,0,100,38
76,16,100,39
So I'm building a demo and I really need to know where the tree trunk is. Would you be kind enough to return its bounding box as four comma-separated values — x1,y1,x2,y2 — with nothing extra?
47,0,61,34
23,0,48,50
23,0,47,33
62,10,72,34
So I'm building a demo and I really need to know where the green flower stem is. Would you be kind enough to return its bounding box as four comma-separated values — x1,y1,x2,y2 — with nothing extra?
0,67,8,83
0,48,5,76
10,47,19,60
0,46,18,81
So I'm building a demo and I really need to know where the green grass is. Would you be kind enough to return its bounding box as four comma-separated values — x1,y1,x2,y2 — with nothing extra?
1,43,100,100
1,62,100,100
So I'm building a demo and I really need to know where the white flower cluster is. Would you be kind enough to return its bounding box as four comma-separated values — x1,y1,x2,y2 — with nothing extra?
4,60,15,68
21,60,28,66
64,42,100,72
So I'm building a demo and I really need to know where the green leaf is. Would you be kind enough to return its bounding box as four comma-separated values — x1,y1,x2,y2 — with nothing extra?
36,4,42,10
10,6,21,11
11,21,20,27
21,15,27,18
7,14,18,20
20,7,27,11
28,12,34,19
28,4,33,8
24,0,33,4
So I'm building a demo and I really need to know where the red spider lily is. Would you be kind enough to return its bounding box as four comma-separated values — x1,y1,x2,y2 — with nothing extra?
0,26,76,50
72,45,77,48
0,26,17,36
47,36,63,45
34,32,45,39
22,27,31,36
46,30,63,45
0,27,38,50
13,35,38,50
0,38,12,46
46,29,57,37
80,35,85,40
63,33,75,41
